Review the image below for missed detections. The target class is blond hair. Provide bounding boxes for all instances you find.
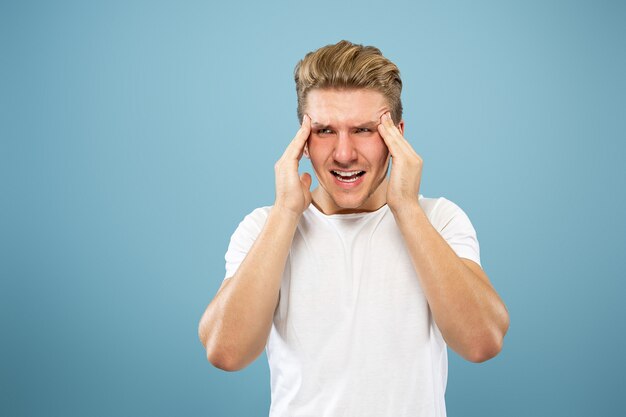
[294,40,403,124]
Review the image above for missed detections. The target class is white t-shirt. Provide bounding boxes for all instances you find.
[223,195,481,417]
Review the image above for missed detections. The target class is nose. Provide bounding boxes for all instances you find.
[332,131,358,166]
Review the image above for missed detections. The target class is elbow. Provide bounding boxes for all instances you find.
[206,349,243,372]
[465,317,509,363]
[199,326,248,372]
[467,303,510,363]
[199,329,243,372]
[465,337,503,363]
[198,317,236,372]
[207,339,264,371]
[465,323,508,363]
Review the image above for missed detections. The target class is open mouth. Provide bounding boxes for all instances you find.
[330,170,366,183]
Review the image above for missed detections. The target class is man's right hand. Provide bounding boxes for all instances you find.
[273,114,313,217]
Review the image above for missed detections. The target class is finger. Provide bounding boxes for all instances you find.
[381,112,408,142]
[378,112,416,156]
[284,114,311,160]
[378,113,404,156]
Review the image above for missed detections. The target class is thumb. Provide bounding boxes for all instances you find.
[300,172,312,190]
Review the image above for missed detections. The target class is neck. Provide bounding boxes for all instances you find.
[311,177,389,215]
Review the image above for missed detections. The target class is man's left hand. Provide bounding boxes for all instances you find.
[377,112,423,213]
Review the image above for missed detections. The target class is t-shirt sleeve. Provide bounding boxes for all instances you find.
[223,207,271,281]
[432,198,482,267]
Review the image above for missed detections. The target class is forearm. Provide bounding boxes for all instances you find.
[392,202,509,362]
[199,206,300,370]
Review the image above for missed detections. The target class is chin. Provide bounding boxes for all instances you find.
[314,168,385,213]
[329,191,369,209]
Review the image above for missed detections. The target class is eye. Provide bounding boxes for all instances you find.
[317,128,333,135]
[355,128,372,133]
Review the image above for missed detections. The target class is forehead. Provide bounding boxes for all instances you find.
[305,88,389,125]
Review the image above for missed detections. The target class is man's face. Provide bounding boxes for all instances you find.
[303,88,404,214]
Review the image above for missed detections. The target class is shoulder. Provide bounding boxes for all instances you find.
[233,206,272,230]
[418,195,473,232]
[243,205,273,224]
[418,194,463,217]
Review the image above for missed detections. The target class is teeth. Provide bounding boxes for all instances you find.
[332,170,364,183]
[336,176,360,183]
[332,170,363,177]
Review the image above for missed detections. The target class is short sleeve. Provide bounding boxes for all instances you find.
[431,198,481,267]
[223,206,271,281]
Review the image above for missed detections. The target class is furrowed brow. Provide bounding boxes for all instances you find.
[356,121,379,129]
[311,121,379,129]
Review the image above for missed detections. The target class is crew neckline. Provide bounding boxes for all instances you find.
[309,201,389,219]
[308,194,424,219]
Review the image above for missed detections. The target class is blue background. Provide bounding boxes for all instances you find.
[2,0,625,416]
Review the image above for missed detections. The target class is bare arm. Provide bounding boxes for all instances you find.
[198,207,301,371]
[393,203,509,363]
[198,115,313,371]
[377,112,509,362]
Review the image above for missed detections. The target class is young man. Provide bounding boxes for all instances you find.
[199,40,509,416]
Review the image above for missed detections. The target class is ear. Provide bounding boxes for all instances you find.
[397,120,405,135]
[304,143,310,158]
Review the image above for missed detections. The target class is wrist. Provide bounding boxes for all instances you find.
[271,203,304,222]
[389,198,424,222]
